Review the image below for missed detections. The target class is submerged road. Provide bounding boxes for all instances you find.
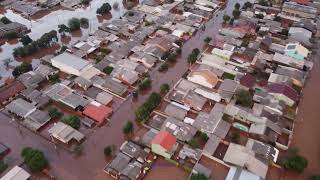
[0,0,241,179]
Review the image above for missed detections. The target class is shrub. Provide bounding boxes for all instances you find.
[100,48,111,54]
[12,62,33,78]
[0,16,12,24]
[4,31,18,39]
[20,35,33,46]
[80,18,89,27]
[0,160,8,174]
[223,14,230,24]
[190,173,208,180]
[243,1,253,10]
[61,116,80,129]
[167,52,177,62]
[48,74,60,84]
[174,40,183,47]
[199,132,209,141]
[176,48,182,55]
[232,9,241,19]
[230,132,240,143]
[204,37,212,44]
[103,66,114,75]
[283,149,308,173]
[234,3,240,10]
[21,147,48,172]
[68,18,81,31]
[160,84,170,94]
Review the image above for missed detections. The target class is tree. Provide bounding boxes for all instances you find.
[0,160,8,174]
[174,39,183,47]
[138,78,152,91]
[135,92,161,122]
[4,31,18,39]
[236,89,253,107]
[12,62,33,78]
[204,37,212,44]
[274,16,281,22]
[72,144,83,155]
[20,35,33,46]
[61,116,80,129]
[234,3,240,10]
[309,176,320,180]
[96,3,112,15]
[232,9,241,19]
[158,63,168,72]
[48,107,63,119]
[167,52,177,62]
[243,1,253,10]
[58,24,70,35]
[230,132,240,143]
[21,147,48,172]
[81,0,90,5]
[283,152,308,173]
[190,173,208,180]
[160,84,170,94]
[123,121,134,134]
[199,132,209,141]
[103,66,114,75]
[258,0,269,6]
[223,14,230,24]
[176,48,182,55]
[0,16,12,24]
[188,139,200,149]
[68,18,81,31]
[48,74,60,84]
[192,48,200,56]
[256,13,264,19]
[104,146,112,156]
[80,18,89,28]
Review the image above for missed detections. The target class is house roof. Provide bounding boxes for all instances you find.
[5,98,36,118]
[1,166,30,180]
[151,131,176,151]
[240,74,256,89]
[48,122,84,143]
[188,70,219,88]
[0,81,25,104]
[51,52,91,71]
[268,83,299,102]
[83,101,112,124]
[161,116,197,142]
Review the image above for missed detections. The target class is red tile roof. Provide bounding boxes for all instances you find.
[83,101,112,125]
[291,0,310,5]
[0,81,25,104]
[151,131,176,151]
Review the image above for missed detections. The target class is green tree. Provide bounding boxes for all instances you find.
[72,144,83,156]
[123,121,134,134]
[48,107,63,119]
[243,1,253,9]
[12,62,33,78]
[158,63,168,72]
[234,3,240,10]
[223,14,230,24]
[199,132,209,141]
[135,92,161,122]
[160,84,170,94]
[61,116,80,129]
[174,39,183,47]
[48,74,60,84]
[20,35,33,46]
[68,18,81,31]
[204,37,212,44]
[236,89,253,107]
[80,18,89,28]
[0,16,12,24]
[104,145,113,156]
[188,53,198,64]
[188,139,200,149]
[58,24,70,35]
[81,0,90,5]
[167,52,177,62]
[232,9,241,19]
[96,3,112,15]
[4,31,18,39]
[190,173,208,180]
[103,66,114,75]
[309,175,320,180]
[21,147,48,172]
[0,160,8,174]
[230,132,240,143]
[138,78,152,91]
[283,148,308,173]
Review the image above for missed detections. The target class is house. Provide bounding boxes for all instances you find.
[161,116,197,142]
[164,103,189,120]
[51,52,94,77]
[272,53,305,70]
[211,48,233,61]
[191,163,212,179]
[0,166,30,180]
[240,74,256,90]
[120,141,148,163]
[284,43,309,60]
[17,71,45,89]
[0,81,25,106]
[218,79,238,102]
[96,92,113,105]
[129,51,158,68]
[104,152,131,179]
[151,131,177,159]
[246,138,279,164]
[183,90,207,111]
[187,70,219,89]
[249,118,282,143]
[0,22,28,38]
[223,143,269,179]
[119,161,143,180]
[281,2,317,20]
[288,27,312,46]
[34,64,57,79]
[74,76,92,90]
[178,145,202,161]
[48,122,84,144]
[92,76,128,97]
[83,101,112,125]
[276,65,305,87]
[59,93,90,110]
[22,109,51,131]
[193,103,230,138]
[110,66,139,85]
[226,166,262,180]
[5,98,37,118]
[268,73,292,86]
[268,83,299,107]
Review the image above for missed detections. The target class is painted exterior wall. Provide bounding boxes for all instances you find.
[151,144,171,159]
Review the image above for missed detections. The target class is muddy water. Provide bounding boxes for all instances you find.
[0,0,243,180]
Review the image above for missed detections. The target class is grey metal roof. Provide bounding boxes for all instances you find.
[5,98,36,118]
[106,152,131,174]
[51,52,90,71]
[120,141,148,163]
